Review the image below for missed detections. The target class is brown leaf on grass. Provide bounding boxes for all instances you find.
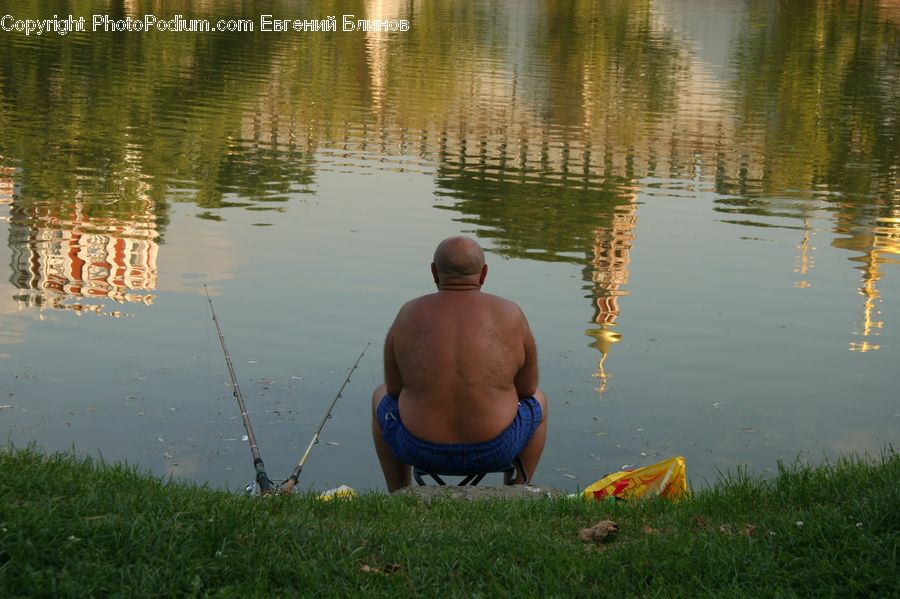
[642,525,659,535]
[695,516,707,529]
[360,563,401,575]
[578,520,619,543]
[717,523,760,537]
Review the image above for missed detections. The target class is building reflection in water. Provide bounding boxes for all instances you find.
[585,190,637,395]
[7,194,158,317]
[0,163,26,353]
[0,165,13,210]
[0,0,894,357]
[834,208,900,353]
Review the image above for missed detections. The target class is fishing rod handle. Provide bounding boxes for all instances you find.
[279,466,303,494]
[255,460,274,495]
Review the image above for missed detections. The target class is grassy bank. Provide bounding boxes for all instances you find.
[1,448,897,597]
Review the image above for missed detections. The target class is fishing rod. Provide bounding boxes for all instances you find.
[280,342,371,494]
[204,285,274,495]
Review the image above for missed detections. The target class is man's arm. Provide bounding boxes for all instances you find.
[384,327,403,397]
[513,312,538,398]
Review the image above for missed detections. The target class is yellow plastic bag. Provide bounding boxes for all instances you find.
[584,456,687,501]
[318,485,356,501]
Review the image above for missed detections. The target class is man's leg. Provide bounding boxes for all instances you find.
[516,389,548,484]
[371,384,411,492]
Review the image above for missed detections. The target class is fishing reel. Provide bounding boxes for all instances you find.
[243,478,285,496]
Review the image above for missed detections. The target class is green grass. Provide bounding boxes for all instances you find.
[1,448,897,597]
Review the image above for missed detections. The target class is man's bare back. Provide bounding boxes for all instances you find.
[371,236,548,491]
[386,289,535,443]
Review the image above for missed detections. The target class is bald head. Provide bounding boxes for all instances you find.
[432,236,487,288]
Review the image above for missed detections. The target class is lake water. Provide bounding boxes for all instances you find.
[0,0,897,493]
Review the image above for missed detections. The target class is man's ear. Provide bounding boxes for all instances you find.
[479,264,488,286]
[431,263,440,286]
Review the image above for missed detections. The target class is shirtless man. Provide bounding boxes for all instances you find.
[371,236,548,491]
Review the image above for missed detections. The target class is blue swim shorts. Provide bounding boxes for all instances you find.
[377,393,543,474]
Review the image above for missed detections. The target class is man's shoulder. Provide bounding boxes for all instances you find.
[394,293,440,318]
[480,292,524,313]
[401,293,440,309]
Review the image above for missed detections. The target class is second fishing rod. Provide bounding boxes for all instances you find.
[280,342,370,494]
